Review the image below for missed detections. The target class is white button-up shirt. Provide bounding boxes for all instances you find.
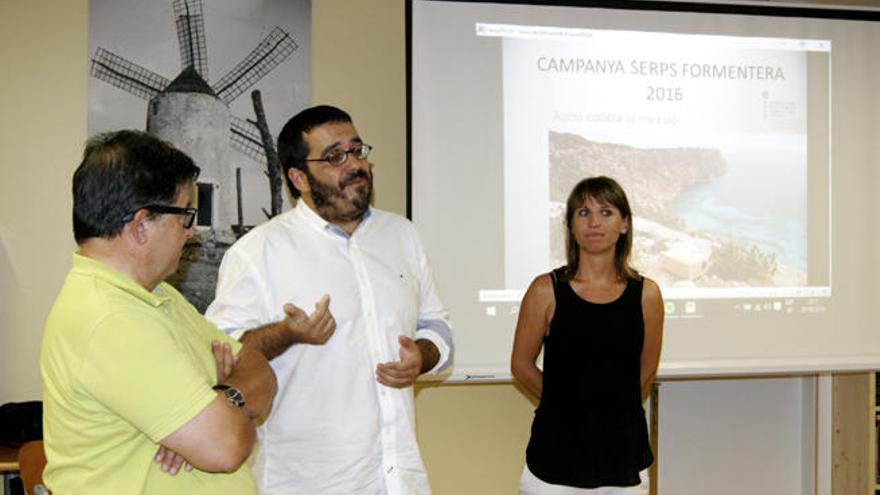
[206,202,452,495]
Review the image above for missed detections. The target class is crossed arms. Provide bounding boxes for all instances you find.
[157,341,276,474]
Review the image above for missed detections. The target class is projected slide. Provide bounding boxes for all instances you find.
[410,0,880,379]
[481,24,831,300]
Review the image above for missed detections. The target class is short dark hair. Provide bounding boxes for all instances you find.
[72,130,200,243]
[277,105,352,198]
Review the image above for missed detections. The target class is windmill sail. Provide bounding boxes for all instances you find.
[230,115,267,163]
[90,48,170,101]
[173,0,209,80]
[213,27,298,104]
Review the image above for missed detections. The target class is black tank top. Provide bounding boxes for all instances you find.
[525,267,653,488]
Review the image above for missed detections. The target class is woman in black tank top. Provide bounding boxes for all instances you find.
[511,176,665,494]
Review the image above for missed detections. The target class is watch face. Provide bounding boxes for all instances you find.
[226,387,245,408]
[215,384,245,408]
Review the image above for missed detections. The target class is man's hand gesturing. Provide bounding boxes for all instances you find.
[282,294,336,345]
[240,295,337,361]
[376,336,423,388]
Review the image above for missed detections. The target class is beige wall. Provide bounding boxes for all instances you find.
[0,1,85,401]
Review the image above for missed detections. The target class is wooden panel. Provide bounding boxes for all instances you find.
[868,373,880,495]
[831,372,872,495]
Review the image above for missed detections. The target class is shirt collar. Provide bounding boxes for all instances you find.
[70,252,172,307]
[293,200,373,239]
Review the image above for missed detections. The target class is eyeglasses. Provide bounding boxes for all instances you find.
[122,204,198,229]
[305,144,372,167]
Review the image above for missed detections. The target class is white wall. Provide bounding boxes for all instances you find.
[659,377,814,495]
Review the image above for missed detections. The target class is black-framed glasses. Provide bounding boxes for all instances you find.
[305,144,372,167]
[122,204,198,229]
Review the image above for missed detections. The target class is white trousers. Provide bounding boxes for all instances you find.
[519,464,647,495]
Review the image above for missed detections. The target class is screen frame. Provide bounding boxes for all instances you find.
[405,0,880,381]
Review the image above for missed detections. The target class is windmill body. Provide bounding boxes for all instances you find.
[147,67,237,243]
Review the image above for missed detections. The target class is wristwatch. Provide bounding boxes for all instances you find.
[212,384,246,408]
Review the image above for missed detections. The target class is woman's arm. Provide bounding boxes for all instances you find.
[511,274,555,399]
[640,277,665,401]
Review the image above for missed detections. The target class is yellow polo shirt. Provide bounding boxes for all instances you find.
[41,253,256,494]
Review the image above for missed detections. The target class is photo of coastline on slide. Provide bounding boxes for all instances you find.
[546,130,806,291]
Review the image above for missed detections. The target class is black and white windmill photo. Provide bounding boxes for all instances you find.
[88,0,310,311]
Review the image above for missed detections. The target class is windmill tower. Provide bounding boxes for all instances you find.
[90,0,297,243]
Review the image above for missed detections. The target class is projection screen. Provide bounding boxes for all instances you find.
[408,0,880,381]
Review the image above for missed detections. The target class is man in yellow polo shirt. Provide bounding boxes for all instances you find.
[40,130,277,494]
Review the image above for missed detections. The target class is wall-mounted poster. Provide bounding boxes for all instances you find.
[88,0,310,311]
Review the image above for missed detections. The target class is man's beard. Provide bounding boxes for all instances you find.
[306,168,373,224]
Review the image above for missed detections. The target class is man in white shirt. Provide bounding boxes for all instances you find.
[205,105,453,495]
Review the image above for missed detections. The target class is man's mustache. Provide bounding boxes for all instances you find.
[340,169,370,188]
